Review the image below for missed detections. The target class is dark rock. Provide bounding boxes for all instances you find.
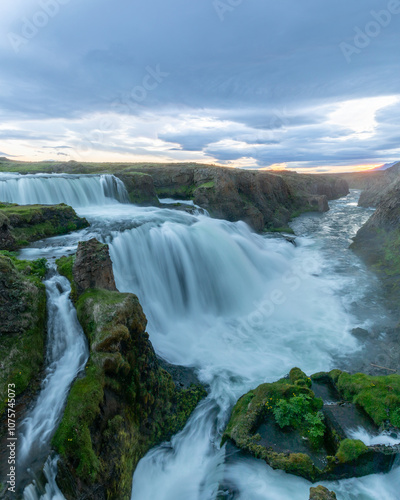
[0,203,88,251]
[73,238,117,296]
[309,485,337,500]
[222,368,399,483]
[115,172,159,206]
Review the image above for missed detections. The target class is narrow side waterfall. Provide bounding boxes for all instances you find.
[18,272,88,495]
[0,173,128,207]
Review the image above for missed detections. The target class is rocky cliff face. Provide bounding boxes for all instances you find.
[0,254,46,419]
[122,165,349,232]
[0,161,350,232]
[115,172,159,206]
[54,240,206,500]
[351,181,400,305]
[0,203,88,251]
[339,162,400,207]
[73,238,117,296]
[222,368,399,483]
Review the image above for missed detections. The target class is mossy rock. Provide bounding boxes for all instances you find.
[0,203,89,251]
[223,368,399,483]
[314,369,400,428]
[0,253,47,418]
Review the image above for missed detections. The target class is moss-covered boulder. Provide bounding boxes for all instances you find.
[0,252,47,418]
[309,485,337,500]
[53,241,206,499]
[0,203,88,250]
[223,368,399,482]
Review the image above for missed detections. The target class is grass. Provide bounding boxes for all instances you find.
[335,439,368,463]
[331,370,400,427]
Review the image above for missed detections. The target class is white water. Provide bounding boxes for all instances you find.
[0,172,128,207]
[18,273,88,488]
[348,427,400,447]
[23,457,65,500]
[0,175,398,499]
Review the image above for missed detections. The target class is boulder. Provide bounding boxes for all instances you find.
[309,485,337,500]
[222,368,399,483]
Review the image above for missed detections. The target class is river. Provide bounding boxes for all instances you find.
[0,173,398,499]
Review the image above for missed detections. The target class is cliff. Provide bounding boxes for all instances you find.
[0,253,46,419]
[0,161,350,232]
[0,203,88,251]
[53,240,206,499]
[351,181,400,304]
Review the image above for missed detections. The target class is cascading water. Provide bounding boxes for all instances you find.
[0,172,128,207]
[18,272,88,496]
[0,174,398,500]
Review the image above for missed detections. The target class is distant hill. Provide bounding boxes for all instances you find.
[372,161,399,171]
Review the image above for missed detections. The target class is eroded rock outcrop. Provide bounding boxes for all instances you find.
[351,180,400,306]
[309,485,337,500]
[54,240,206,499]
[0,161,350,232]
[73,238,117,296]
[222,368,399,483]
[115,172,159,206]
[0,203,88,251]
[0,254,46,418]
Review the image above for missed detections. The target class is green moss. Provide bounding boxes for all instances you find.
[196,181,215,189]
[53,282,206,497]
[0,203,89,250]
[52,361,104,480]
[0,254,47,417]
[222,368,324,455]
[330,370,400,427]
[56,255,78,300]
[156,184,195,200]
[335,439,368,463]
[266,226,295,234]
[269,452,316,480]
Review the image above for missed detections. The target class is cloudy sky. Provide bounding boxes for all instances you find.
[0,0,399,172]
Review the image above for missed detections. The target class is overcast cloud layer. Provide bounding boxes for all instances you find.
[0,0,399,171]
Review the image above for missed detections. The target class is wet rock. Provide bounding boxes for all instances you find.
[115,172,159,206]
[0,203,88,251]
[73,238,117,296]
[222,368,399,483]
[309,485,337,500]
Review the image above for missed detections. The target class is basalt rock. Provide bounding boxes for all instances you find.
[351,180,400,306]
[222,368,399,483]
[0,203,88,251]
[54,239,206,499]
[73,238,117,296]
[309,485,337,500]
[0,161,350,232]
[115,172,159,206]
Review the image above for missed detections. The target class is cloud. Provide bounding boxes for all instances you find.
[0,0,399,168]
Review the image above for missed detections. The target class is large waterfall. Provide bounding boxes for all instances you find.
[0,173,128,207]
[0,173,398,500]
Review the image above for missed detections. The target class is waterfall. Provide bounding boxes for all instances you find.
[3,181,398,500]
[18,272,88,495]
[0,173,128,207]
